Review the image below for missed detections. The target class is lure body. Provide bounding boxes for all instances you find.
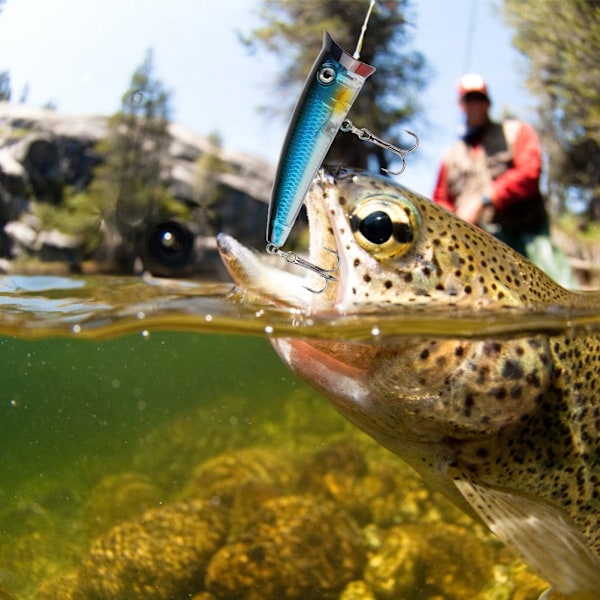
[266,32,375,249]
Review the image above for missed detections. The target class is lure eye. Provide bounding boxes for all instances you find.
[350,194,420,260]
[317,64,337,85]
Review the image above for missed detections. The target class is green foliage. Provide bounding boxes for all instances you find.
[0,70,11,101]
[104,49,173,222]
[558,212,600,242]
[504,0,600,219]
[194,133,234,221]
[78,49,187,233]
[51,48,189,255]
[32,187,103,251]
[242,0,428,171]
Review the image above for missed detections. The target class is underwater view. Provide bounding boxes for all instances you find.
[1,272,598,599]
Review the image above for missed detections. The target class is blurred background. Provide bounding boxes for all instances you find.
[0,0,598,285]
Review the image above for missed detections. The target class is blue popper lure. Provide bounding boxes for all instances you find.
[266,32,375,251]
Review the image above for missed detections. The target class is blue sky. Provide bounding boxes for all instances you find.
[0,0,534,195]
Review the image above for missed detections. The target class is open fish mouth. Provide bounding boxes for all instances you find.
[217,170,344,313]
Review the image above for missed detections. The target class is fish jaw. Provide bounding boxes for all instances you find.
[217,175,345,313]
[216,233,315,308]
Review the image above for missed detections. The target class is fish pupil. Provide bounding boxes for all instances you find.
[355,210,393,244]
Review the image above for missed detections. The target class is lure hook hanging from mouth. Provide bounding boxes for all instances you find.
[341,118,419,176]
[266,244,339,294]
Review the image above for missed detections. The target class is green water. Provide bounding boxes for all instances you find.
[0,330,309,597]
[0,333,288,488]
[1,274,590,599]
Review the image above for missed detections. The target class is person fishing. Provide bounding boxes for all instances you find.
[432,73,577,288]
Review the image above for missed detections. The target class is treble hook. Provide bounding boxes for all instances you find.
[341,118,419,176]
[266,243,339,294]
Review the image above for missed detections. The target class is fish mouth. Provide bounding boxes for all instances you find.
[217,170,344,312]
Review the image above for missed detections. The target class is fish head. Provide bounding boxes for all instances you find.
[230,167,565,313]
[218,167,555,445]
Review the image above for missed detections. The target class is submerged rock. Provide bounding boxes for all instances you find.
[364,522,498,599]
[84,471,165,535]
[184,446,298,507]
[28,423,547,600]
[34,572,81,600]
[299,440,466,530]
[205,495,366,600]
[78,499,227,600]
[339,580,377,600]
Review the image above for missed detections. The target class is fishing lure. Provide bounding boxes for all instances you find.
[266,31,376,255]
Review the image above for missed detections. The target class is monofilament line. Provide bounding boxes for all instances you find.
[353,0,376,59]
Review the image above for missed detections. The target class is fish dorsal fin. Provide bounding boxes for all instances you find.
[452,471,600,597]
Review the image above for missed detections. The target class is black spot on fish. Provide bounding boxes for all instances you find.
[490,387,507,401]
[526,372,541,388]
[502,359,524,380]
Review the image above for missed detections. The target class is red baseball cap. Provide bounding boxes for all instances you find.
[458,73,490,100]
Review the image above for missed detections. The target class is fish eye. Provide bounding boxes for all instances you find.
[317,64,337,85]
[350,194,420,259]
[352,210,393,244]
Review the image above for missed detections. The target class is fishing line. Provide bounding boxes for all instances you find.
[353,0,376,59]
[462,0,478,73]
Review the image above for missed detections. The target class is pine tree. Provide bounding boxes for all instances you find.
[0,71,11,101]
[100,49,174,230]
[504,0,600,220]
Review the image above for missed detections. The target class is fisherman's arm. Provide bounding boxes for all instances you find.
[488,122,542,209]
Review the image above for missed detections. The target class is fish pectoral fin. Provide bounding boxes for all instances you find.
[452,471,600,596]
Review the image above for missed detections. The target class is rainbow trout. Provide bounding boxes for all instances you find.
[217,168,600,598]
